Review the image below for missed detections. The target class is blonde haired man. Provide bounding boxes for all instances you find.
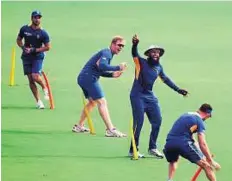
[72,36,127,137]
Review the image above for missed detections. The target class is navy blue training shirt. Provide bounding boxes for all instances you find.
[18,25,50,59]
[166,112,206,142]
[78,48,120,82]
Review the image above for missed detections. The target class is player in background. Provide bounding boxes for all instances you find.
[16,10,51,109]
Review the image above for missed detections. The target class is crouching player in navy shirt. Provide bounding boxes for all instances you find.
[163,103,221,181]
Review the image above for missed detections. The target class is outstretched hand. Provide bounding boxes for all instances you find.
[132,34,139,45]
[113,71,123,78]
[119,62,127,72]
[178,89,188,97]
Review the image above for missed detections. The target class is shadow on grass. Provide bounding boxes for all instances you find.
[1,130,105,137]
[2,130,74,135]
[1,154,129,160]
[2,105,35,110]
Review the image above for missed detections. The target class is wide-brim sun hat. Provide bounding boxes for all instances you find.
[144,45,165,57]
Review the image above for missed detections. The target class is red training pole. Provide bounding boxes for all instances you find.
[191,167,202,181]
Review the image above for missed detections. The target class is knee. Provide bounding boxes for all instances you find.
[28,77,35,85]
[89,99,97,107]
[96,98,107,107]
[151,118,162,128]
[31,73,40,81]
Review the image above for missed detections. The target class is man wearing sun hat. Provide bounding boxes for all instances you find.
[163,103,221,181]
[128,34,188,158]
[16,10,51,109]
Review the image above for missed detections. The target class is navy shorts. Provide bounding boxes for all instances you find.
[22,58,43,75]
[163,141,204,163]
[78,78,104,100]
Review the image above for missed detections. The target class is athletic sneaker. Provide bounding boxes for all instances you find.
[105,128,127,137]
[128,152,145,158]
[43,88,49,100]
[72,125,90,133]
[36,100,45,109]
[148,149,164,159]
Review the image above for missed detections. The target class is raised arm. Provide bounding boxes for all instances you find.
[132,34,142,79]
[132,34,140,58]
[159,67,188,96]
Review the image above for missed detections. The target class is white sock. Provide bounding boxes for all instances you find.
[37,99,42,104]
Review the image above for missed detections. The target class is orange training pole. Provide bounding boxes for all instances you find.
[42,71,55,109]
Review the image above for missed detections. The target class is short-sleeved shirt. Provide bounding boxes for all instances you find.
[166,112,206,143]
[18,25,50,61]
[78,48,120,84]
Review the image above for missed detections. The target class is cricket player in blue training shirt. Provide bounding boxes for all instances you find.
[163,103,221,181]
[16,10,50,109]
[128,35,188,158]
[72,36,127,137]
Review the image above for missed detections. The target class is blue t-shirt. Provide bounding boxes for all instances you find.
[166,112,206,142]
[130,45,179,97]
[18,25,50,60]
[78,48,120,83]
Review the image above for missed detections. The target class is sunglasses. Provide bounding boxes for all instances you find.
[116,44,124,48]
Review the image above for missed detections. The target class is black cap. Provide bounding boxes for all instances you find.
[199,103,213,116]
[31,10,42,17]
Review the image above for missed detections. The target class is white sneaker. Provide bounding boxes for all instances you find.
[72,125,90,133]
[43,88,49,100]
[105,128,127,137]
[36,100,45,109]
[128,152,145,158]
[148,149,164,159]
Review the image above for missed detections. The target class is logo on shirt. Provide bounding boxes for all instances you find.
[151,67,159,74]
[37,34,40,39]
[24,32,32,36]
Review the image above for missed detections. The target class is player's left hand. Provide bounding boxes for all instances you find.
[119,62,127,72]
[24,47,36,54]
[113,71,123,78]
[178,89,188,96]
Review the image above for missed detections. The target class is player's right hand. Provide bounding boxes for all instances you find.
[119,62,127,71]
[24,47,36,54]
[211,160,221,171]
[132,34,139,45]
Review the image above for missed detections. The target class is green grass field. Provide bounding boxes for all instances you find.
[2,2,232,181]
